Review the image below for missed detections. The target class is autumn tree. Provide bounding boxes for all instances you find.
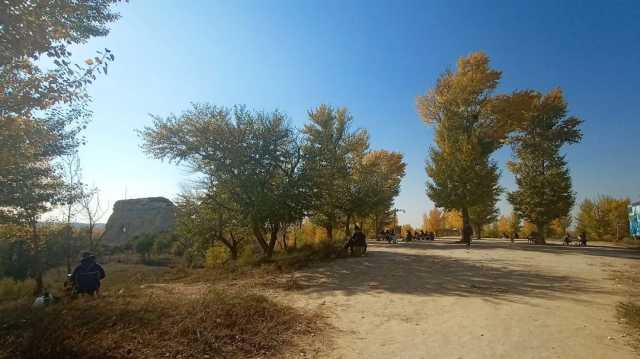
[444,210,463,232]
[549,216,572,238]
[423,208,445,235]
[140,104,309,259]
[356,150,406,234]
[507,89,582,244]
[417,52,510,245]
[576,196,630,241]
[302,105,369,241]
[509,212,522,237]
[496,215,511,236]
[0,1,121,293]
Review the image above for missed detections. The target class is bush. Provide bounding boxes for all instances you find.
[205,246,228,268]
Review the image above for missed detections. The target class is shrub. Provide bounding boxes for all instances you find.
[205,246,228,268]
[0,278,34,302]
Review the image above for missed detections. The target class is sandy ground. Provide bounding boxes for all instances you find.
[281,239,640,359]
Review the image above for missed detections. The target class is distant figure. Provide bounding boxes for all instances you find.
[71,252,106,295]
[563,233,571,246]
[463,225,473,247]
[528,232,537,244]
[579,232,587,247]
[510,232,515,244]
[430,231,435,241]
[345,226,367,256]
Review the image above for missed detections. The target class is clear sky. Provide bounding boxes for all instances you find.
[65,0,640,227]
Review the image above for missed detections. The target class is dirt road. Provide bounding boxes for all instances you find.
[285,239,640,359]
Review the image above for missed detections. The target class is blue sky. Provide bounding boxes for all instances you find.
[66,0,640,226]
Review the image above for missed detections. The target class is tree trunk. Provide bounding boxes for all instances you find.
[266,224,279,259]
[281,230,289,252]
[344,215,352,239]
[536,223,546,244]
[462,207,472,246]
[253,226,269,254]
[31,221,44,295]
[474,224,482,240]
[325,223,333,243]
[229,243,238,260]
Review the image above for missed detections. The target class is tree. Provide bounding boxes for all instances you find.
[509,212,522,236]
[79,187,108,251]
[497,215,511,236]
[0,0,121,294]
[576,196,630,241]
[1,0,118,118]
[134,234,155,262]
[61,151,85,273]
[417,52,506,245]
[549,216,572,238]
[469,189,500,240]
[507,88,582,244]
[423,208,445,235]
[356,150,406,235]
[140,104,309,259]
[444,210,463,232]
[302,105,369,241]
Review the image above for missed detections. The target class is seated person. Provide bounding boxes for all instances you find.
[71,252,106,295]
[579,232,587,246]
[345,226,367,255]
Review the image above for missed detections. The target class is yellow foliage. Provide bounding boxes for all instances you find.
[497,215,510,235]
[423,208,445,233]
[521,220,537,237]
[444,210,463,230]
[205,246,228,268]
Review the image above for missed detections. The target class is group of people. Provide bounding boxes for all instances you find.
[564,232,588,246]
[376,229,436,243]
[404,230,436,241]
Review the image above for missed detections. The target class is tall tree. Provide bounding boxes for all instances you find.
[417,52,505,245]
[302,105,369,241]
[0,0,121,293]
[423,207,445,235]
[507,88,582,244]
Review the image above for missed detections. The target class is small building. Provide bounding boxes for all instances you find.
[102,197,176,246]
[629,200,640,239]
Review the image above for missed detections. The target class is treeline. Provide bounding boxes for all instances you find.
[139,104,406,263]
[422,195,632,241]
[418,52,583,244]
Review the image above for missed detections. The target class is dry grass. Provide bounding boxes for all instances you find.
[0,263,323,359]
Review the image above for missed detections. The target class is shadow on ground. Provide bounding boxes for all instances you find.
[392,239,640,260]
[291,244,607,302]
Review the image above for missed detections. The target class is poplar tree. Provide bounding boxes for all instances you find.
[417,52,504,244]
[507,88,582,244]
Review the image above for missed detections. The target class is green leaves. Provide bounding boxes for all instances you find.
[507,89,582,242]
